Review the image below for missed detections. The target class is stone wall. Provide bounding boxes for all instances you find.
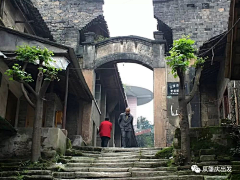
[32,0,104,49]
[0,128,67,158]
[200,83,219,126]
[153,0,231,48]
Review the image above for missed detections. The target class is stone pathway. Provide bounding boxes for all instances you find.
[0,147,232,179]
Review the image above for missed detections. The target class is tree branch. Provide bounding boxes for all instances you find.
[22,62,28,71]
[35,61,44,94]
[186,67,202,103]
[40,80,51,97]
[22,82,37,97]
[21,83,36,108]
[177,68,185,102]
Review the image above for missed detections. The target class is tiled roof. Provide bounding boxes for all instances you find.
[13,0,53,40]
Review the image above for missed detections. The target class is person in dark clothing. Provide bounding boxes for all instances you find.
[98,117,112,147]
[118,107,134,148]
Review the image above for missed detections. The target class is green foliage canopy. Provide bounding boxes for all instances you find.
[5,45,62,82]
[166,36,205,78]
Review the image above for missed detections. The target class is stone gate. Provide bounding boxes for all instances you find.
[82,31,167,147]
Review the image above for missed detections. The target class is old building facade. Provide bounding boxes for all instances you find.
[153,0,239,146]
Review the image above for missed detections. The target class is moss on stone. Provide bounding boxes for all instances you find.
[65,149,83,156]
[167,158,175,167]
[230,173,240,180]
[216,155,232,162]
[155,146,173,159]
[66,138,72,150]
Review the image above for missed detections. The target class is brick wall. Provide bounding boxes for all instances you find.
[32,0,104,49]
[153,0,231,48]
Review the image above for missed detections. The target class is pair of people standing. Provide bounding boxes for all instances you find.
[98,107,134,148]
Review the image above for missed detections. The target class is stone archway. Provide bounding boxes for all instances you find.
[82,31,167,147]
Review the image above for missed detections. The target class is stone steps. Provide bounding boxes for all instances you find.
[0,175,53,180]
[0,147,234,179]
[53,172,132,178]
[52,175,229,180]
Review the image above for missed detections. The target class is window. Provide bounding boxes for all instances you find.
[187,4,195,8]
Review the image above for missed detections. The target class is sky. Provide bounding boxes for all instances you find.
[103,0,157,124]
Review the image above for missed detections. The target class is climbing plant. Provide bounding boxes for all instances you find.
[5,45,61,162]
[166,36,205,165]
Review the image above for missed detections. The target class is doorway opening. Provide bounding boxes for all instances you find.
[117,62,154,148]
[5,90,18,126]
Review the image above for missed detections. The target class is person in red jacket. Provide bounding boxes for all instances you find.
[98,117,112,147]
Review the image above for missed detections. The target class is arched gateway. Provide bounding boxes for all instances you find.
[82,31,167,147]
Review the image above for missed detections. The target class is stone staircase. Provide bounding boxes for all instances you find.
[0,147,234,179]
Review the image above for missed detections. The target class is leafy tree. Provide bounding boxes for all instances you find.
[136,132,154,148]
[137,116,153,130]
[5,45,61,162]
[136,116,154,147]
[166,36,205,165]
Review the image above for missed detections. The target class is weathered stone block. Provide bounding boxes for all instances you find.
[72,135,84,148]
[41,149,57,159]
[199,149,215,155]
[200,155,215,162]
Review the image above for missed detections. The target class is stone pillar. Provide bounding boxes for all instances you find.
[154,68,167,147]
[83,32,96,70]
[153,31,167,147]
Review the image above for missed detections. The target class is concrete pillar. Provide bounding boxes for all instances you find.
[152,31,167,148]
[81,32,97,145]
[154,68,167,147]
[81,101,93,144]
